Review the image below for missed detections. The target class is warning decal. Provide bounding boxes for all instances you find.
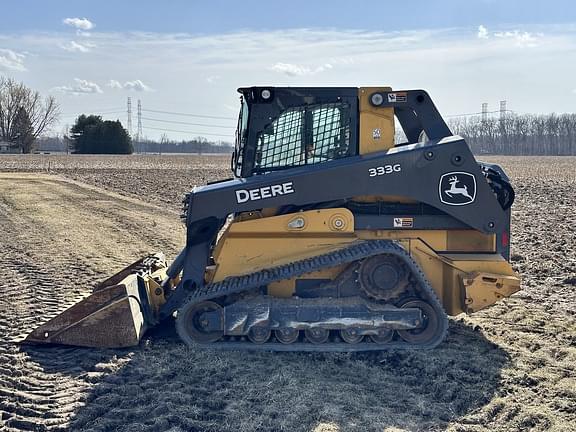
[387,92,407,103]
[393,217,414,228]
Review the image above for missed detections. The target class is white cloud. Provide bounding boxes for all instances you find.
[477,25,541,47]
[494,30,541,47]
[270,63,309,76]
[107,79,153,92]
[60,41,92,53]
[269,62,333,77]
[124,79,152,92]
[53,78,102,95]
[62,18,94,31]
[477,25,489,39]
[107,79,123,89]
[0,48,26,71]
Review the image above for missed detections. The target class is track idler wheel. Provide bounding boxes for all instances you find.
[176,300,224,344]
[248,327,271,344]
[305,328,329,344]
[339,328,364,344]
[396,299,440,345]
[275,328,299,344]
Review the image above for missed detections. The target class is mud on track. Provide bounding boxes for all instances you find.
[0,158,575,432]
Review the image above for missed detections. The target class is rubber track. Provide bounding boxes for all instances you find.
[177,240,449,351]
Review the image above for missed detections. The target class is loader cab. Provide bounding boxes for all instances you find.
[232,87,360,178]
[232,86,454,178]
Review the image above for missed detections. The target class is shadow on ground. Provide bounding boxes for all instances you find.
[25,320,510,432]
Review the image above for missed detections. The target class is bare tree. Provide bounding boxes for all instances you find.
[0,77,60,153]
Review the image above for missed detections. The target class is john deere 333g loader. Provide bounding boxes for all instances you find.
[26,87,521,351]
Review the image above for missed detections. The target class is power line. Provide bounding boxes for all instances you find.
[445,109,515,118]
[141,108,235,121]
[142,125,233,138]
[141,116,235,129]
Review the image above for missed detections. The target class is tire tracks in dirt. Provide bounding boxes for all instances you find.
[0,173,183,431]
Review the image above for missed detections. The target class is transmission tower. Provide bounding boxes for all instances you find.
[499,100,507,121]
[137,99,143,140]
[127,97,132,136]
[481,103,488,122]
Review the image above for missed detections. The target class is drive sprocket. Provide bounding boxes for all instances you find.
[358,255,409,301]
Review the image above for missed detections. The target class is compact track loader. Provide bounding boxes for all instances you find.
[26,87,521,351]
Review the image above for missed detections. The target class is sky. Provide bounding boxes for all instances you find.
[1,0,576,141]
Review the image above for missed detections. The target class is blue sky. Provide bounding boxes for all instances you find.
[1,1,576,141]
[3,1,575,33]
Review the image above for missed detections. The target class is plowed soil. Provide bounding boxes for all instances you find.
[0,155,574,432]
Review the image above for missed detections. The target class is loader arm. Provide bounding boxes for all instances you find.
[186,137,505,231]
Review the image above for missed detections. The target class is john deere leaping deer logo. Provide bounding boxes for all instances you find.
[445,176,473,199]
[439,172,476,206]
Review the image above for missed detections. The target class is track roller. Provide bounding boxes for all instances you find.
[305,328,329,344]
[370,328,394,344]
[248,327,271,344]
[275,328,299,344]
[339,328,364,344]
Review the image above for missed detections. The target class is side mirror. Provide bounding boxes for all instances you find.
[230,150,236,171]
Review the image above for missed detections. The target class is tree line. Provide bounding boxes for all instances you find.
[448,113,576,155]
[35,135,233,154]
[133,138,232,154]
[67,115,233,154]
[4,75,576,156]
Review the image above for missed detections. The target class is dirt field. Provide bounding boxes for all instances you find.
[0,155,574,432]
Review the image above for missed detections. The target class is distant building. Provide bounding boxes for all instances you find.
[0,141,21,154]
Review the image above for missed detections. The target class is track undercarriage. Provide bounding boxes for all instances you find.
[175,240,449,351]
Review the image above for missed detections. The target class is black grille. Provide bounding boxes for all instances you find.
[254,102,351,172]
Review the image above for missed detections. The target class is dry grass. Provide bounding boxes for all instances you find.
[0,154,575,432]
